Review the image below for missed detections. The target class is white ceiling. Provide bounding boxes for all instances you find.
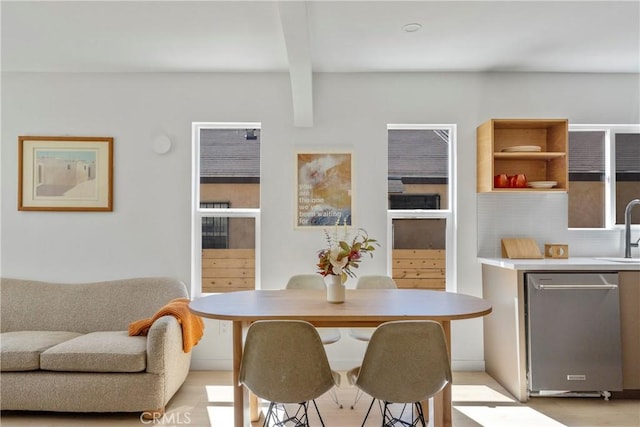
[2,1,638,125]
[3,0,639,74]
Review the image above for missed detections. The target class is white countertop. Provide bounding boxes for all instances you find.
[478,256,640,271]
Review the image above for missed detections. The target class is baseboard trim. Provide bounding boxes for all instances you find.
[612,389,640,399]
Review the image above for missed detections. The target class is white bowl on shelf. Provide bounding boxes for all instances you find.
[527,181,557,189]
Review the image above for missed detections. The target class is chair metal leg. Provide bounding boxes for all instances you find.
[262,401,316,427]
[380,401,426,427]
[360,397,377,427]
[350,388,365,409]
[413,402,427,427]
[262,401,276,427]
[312,399,326,427]
[328,386,343,408]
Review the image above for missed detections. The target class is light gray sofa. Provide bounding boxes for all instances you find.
[0,277,193,415]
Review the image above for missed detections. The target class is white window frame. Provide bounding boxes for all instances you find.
[569,124,640,230]
[191,122,261,298]
[386,124,457,292]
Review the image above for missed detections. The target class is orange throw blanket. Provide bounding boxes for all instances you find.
[129,298,204,352]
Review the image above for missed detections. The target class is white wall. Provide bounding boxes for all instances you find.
[477,193,637,258]
[2,71,638,370]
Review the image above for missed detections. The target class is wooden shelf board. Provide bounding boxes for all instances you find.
[492,119,569,129]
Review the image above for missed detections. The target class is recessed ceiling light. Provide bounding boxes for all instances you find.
[402,23,422,33]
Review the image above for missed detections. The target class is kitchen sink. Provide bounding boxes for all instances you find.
[595,257,640,264]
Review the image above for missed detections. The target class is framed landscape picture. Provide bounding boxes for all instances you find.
[18,136,113,211]
[296,151,352,228]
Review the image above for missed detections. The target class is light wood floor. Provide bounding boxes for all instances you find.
[1,371,639,426]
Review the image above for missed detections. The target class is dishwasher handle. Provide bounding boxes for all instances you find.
[537,284,618,290]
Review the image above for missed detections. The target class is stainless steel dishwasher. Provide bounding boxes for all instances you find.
[526,272,623,399]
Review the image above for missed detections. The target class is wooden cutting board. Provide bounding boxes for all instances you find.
[501,238,543,259]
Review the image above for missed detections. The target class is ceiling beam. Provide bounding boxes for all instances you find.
[277,1,313,127]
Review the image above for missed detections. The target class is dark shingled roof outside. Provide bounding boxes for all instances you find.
[199,128,638,180]
[569,131,640,173]
[200,128,450,180]
[200,128,260,178]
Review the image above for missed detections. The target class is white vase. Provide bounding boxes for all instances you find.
[326,274,346,303]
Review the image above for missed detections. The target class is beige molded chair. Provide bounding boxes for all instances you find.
[286,275,342,345]
[286,275,343,408]
[349,275,398,341]
[239,320,340,427]
[346,320,452,427]
[348,275,397,409]
[349,275,397,342]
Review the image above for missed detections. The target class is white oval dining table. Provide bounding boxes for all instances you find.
[189,288,492,427]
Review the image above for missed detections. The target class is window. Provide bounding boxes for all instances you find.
[568,125,640,228]
[201,202,230,249]
[192,123,261,296]
[387,125,456,292]
[615,132,640,225]
[388,127,449,209]
[568,130,606,228]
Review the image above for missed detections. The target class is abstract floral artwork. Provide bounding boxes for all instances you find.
[296,152,352,227]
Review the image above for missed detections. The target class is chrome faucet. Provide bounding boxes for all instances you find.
[624,198,640,258]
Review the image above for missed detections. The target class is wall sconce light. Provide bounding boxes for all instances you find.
[153,134,172,154]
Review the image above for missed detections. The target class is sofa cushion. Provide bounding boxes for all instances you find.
[1,278,189,333]
[0,331,83,371]
[40,331,147,373]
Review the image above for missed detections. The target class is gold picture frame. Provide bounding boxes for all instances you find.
[18,136,114,211]
[295,151,352,228]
